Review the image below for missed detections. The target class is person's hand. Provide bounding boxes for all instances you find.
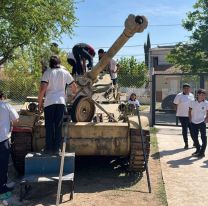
[38,102,43,113]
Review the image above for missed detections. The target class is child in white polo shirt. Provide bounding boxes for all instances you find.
[189,89,208,158]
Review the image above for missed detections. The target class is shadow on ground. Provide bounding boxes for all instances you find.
[166,156,200,168]
[201,160,208,168]
[151,148,186,160]
[16,156,143,206]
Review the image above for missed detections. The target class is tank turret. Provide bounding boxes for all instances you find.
[70,14,148,122]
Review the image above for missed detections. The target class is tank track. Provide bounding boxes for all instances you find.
[11,130,33,175]
[129,128,150,172]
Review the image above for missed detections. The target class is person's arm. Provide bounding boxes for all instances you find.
[205,110,208,123]
[38,82,48,112]
[70,82,77,95]
[173,104,177,111]
[173,94,179,111]
[7,104,19,127]
[188,107,192,122]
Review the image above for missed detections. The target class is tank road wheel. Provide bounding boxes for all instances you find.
[129,128,150,172]
[71,96,95,122]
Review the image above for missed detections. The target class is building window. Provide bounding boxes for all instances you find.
[153,57,158,67]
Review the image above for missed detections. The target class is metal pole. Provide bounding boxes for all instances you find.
[136,106,151,193]
[56,125,68,206]
[151,74,156,126]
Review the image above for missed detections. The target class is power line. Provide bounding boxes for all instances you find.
[60,41,187,50]
[76,24,181,28]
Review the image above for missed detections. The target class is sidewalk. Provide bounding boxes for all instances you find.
[156,126,208,206]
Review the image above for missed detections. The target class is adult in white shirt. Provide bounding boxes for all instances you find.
[189,89,208,158]
[0,91,19,197]
[173,83,195,149]
[38,55,77,154]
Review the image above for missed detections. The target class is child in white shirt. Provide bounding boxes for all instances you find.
[128,93,140,108]
[189,88,208,158]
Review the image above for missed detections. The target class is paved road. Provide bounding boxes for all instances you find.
[156,126,208,206]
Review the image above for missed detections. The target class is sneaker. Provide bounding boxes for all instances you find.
[192,150,200,156]
[184,144,188,149]
[0,192,12,200]
[6,182,15,190]
[53,149,61,156]
[41,148,53,155]
[197,153,205,158]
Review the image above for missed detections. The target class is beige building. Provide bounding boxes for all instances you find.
[149,46,182,102]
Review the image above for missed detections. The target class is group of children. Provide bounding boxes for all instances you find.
[174,84,208,158]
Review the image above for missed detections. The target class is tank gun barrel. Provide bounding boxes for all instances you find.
[87,14,148,81]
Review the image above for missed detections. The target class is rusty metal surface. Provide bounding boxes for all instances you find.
[34,122,130,156]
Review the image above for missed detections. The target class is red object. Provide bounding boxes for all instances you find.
[12,127,33,133]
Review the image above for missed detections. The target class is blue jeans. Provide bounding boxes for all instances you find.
[191,122,207,154]
[178,117,194,144]
[44,104,65,152]
[0,139,10,194]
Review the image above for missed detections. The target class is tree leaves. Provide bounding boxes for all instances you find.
[0,0,76,64]
[167,0,208,72]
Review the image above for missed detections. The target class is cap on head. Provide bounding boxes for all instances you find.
[183,83,191,88]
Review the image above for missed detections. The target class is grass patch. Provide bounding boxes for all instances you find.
[150,127,168,206]
[157,176,168,206]
[150,127,159,153]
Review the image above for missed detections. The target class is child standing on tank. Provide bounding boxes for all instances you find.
[189,88,208,158]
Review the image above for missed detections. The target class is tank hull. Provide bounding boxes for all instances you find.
[34,122,130,156]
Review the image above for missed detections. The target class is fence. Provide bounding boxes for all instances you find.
[151,73,208,126]
[0,71,150,105]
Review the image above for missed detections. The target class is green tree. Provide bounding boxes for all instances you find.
[0,0,76,64]
[167,0,208,73]
[118,57,148,87]
[1,44,72,102]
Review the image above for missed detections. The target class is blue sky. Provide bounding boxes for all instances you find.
[60,0,196,63]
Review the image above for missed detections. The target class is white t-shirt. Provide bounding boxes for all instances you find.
[128,99,140,107]
[189,100,208,124]
[109,59,118,79]
[0,101,19,142]
[41,66,74,107]
[173,92,194,117]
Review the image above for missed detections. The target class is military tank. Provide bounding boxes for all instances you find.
[11,14,150,174]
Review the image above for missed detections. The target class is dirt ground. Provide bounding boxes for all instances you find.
[2,131,167,206]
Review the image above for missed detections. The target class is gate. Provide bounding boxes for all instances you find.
[151,73,208,126]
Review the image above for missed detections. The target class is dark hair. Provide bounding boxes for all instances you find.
[98,49,105,54]
[49,55,61,68]
[197,88,206,95]
[51,42,59,47]
[129,93,136,100]
[0,90,4,98]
